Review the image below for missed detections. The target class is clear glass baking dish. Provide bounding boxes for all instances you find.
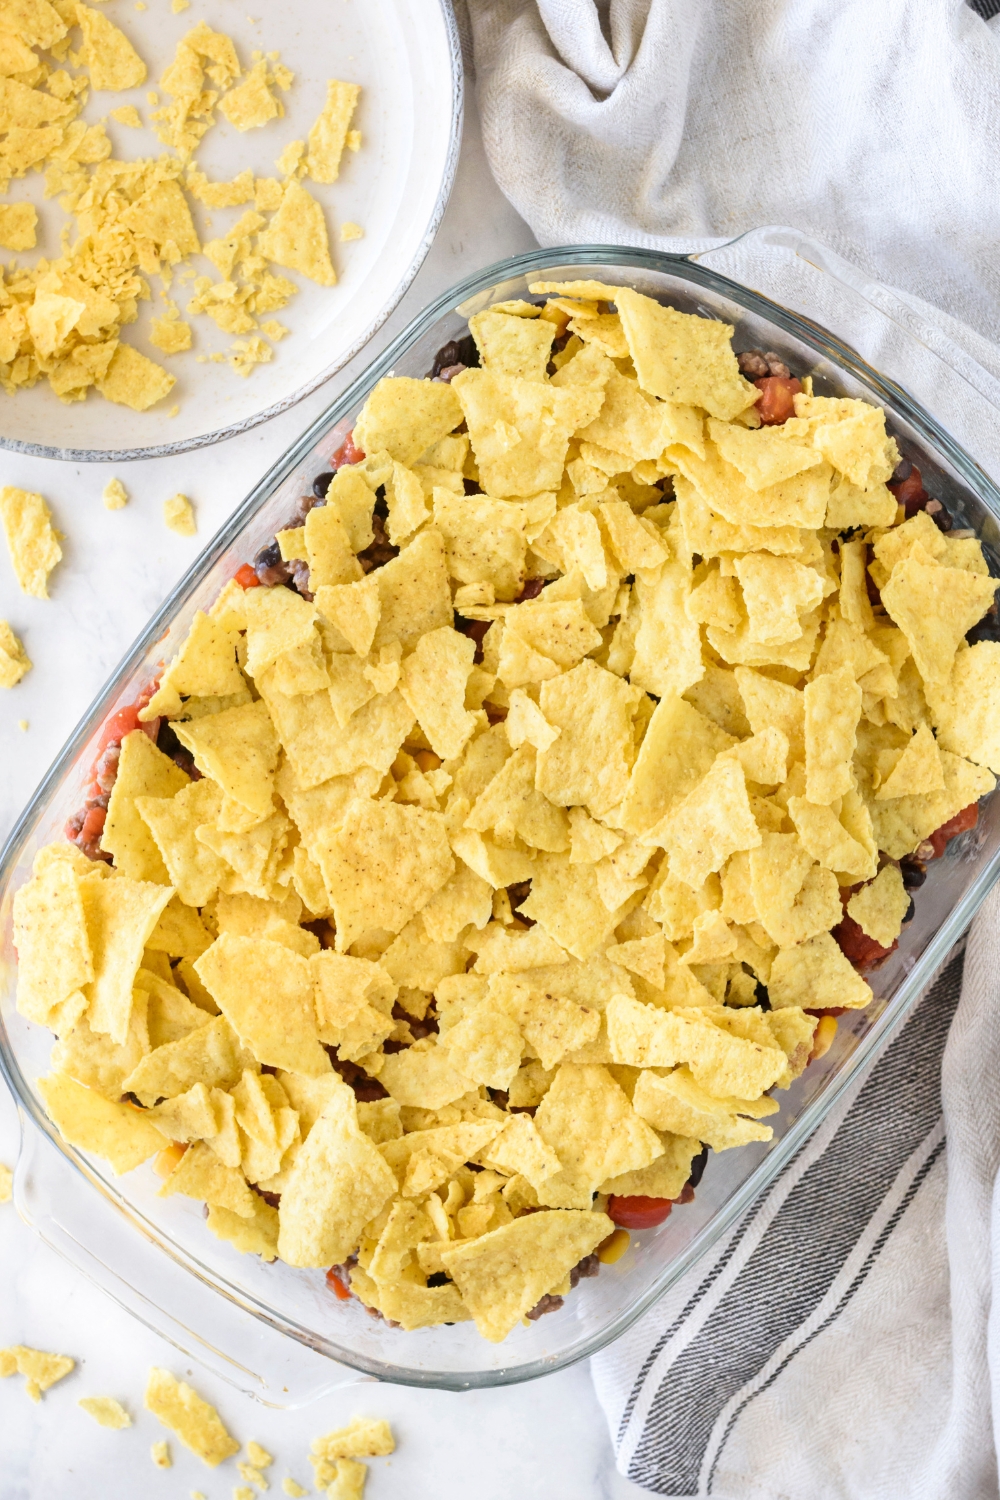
[2,245,999,1404]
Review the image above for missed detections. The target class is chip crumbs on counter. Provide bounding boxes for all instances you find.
[246,1441,273,1468]
[0,1345,75,1401]
[78,1395,132,1428]
[151,1440,171,1467]
[282,1482,307,1499]
[145,1367,239,1467]
[0,1162,11,1201]
[102,478,128,511]
[0,621,31,687]
[0,488,61,598]
[164,493,197,536]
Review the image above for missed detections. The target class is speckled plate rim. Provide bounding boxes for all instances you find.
[0,0,464,466]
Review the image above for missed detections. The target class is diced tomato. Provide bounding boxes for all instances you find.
[608,1195,674,1229]
[834,910,897,971]
[925,802,978,859]
[233,562,260,589]
[78,805,106,843]
[332,430,365,468]
[889,466,927,514]
[325,1268,351,1300]
[753,375,802,425]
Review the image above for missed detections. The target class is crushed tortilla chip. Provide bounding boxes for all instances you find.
[0,619,30,686]
[0,1345,74,1402]
[145,1368,239,1467]
[0,487,61,598]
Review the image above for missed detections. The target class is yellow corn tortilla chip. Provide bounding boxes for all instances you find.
[144,1368,239,1468]
[398,625,477,760]
[867,748,993,859]
[0,1345,74,1402]
[631,1067,773,1151]
[652,754,761,888]
[304,77,359,182]
[929,641,1000,772]
[136,778,227,908]
[0,487,61,599]
[258,180,336,286]
[493,976,600,1071]
[160,1138,256,1216]
[83,874,174,1044]
[353,377,462,467]
[312,950,395,1061]
[76,2,146,89]
[520,853,623,961]
[615,289,756,420]
[433,489,528,601]
[875,722,945,800]
[0,619,31,687]
[804,669,862,805]
[142,611,246,719]
[97,344,175,411]
[121,1008,249,1101]
[195,934,330,1075]
[38,1071,167,1173]
[13,858,94,1025]
[173,699,278,817]
[481,1111,563,1189]
[606,994,786,1098]
[768,931,873,1010]
[317,798,454,952]
[312,1417,394,1462]
[787,796,876,881]
[439,1208,612,1342]
[370,527,453,653]
[101,730,188,882]
[470,307,555,382]
[277,1085,397,1266]
[377,1039,474,1109]
[207,1195,280,1261]
[531,1062,662,1207]
[708,417,822,490]
[735,553,828,645]
[438,996,523,1089]
[847,865,910,948]
[535,658,640,817]
[882,555,997,685]
[218,58,281,130]
[452,367,603,498]
[0,202,36,250]
[600,1130,701,1197]
[79,1396,131,1428]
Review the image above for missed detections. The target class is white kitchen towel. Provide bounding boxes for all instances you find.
[459,4,1000,1495]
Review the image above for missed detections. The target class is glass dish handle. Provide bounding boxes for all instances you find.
[12,1116,371,1408]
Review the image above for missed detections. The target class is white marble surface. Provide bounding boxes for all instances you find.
[0,93,648,1500]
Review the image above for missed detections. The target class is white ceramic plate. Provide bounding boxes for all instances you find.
[0,0,462,460]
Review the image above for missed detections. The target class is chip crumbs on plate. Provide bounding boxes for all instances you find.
[0,1345,74,1401]
[0,3,363,408]
[164,493,197,536]
[16,285,1000,1345]
[78,1394,132,1428]
[0,621,31,687]
[145,1367,239,1467]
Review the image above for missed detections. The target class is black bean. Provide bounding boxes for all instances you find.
[514,578,545,603]
[902,897,916,925]
[900,859,926,889]
[891,457,913,484]
[313,471,334,499]
[254,540,293,587]
[688,1144,709,1189]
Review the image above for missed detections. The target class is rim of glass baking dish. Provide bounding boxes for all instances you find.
[0,0,464,465]
[4,243,1000,1390]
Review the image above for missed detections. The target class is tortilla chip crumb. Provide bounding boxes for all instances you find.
[247,1442,273,1468]
[164,493,196,536]
[151,1440,172,1468]
[98,345,176,413]
[103,478,129,510]
[0,621,31,687]
[282,1482,307,1499]
[145,1368,239,1467]
[0,488,62,598]
[17,719,28,730]
[151,316,193,355]
[110,106,142,128]
[0,203,37,250]
[0,1162,12,1200]
[259,319,288,340]
[172,0,190,10]
[229,335,272,376]
[79,1395,132,1428]
[257,179,336,286]
[0,1346,75,1401]
[340,221,363,242]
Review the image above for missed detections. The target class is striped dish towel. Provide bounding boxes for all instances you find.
[592,884,1000,1498]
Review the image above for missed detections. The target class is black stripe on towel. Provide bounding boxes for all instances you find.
[625,953,962,1495]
